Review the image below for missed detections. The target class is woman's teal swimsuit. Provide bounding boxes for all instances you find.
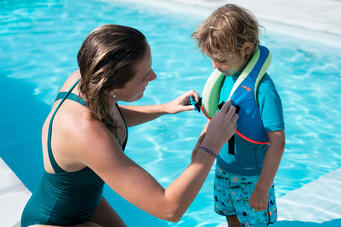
[21,79,128,226]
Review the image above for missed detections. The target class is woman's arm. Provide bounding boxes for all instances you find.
[120,90,199,127]
[249,129,285,211]
[80,102,237,222]
[192,120,209,159]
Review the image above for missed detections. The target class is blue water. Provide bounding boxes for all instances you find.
[1,0,341,226]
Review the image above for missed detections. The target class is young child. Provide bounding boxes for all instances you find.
[192,4,285,227]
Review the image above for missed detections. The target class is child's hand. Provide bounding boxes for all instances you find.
[249,188,269,211]
[165,90,200,114]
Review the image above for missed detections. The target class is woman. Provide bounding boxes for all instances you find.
[21,24,238,227]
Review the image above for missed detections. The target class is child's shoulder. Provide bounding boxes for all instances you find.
[258,73,277,91]
[257,73,282,100]
[259,73,274,85]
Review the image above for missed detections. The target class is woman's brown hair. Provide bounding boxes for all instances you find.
[77,24,147,137]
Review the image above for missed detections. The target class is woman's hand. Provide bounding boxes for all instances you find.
[201,100,238,153]
[165,90,200,114]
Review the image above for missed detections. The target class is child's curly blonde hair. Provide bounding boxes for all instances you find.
[192,4,259,60]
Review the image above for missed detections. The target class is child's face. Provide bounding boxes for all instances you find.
[207,42,254,76]
[210,54,246,76]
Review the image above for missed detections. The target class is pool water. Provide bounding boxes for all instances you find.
[1,0,341,226]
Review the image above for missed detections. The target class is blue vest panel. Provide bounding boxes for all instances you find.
[230,46,270,144]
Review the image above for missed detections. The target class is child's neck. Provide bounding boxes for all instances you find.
[229,71,241,82]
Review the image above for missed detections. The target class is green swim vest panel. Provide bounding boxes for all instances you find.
[21,79,127,226]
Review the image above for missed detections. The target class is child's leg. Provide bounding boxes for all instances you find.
[214,167,241,226]
[231,176,277,226]
[226,215,241,227]
[267,184,277,224]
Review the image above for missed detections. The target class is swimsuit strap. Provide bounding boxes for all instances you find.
[55,92,87,106]
[47,78,84,173]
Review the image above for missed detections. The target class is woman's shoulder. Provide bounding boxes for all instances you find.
[67,111,113,148]
[58,70,82,92]
[69,114,124,170]
[53,71,121,163]
[56,110,118,164]
[51,95,113,157]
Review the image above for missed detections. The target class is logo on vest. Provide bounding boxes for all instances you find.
[242,85,251,92]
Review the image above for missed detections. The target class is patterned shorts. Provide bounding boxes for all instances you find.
[214,167,277,226]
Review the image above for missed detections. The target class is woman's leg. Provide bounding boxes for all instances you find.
[74,222,103,227]
[29,223,101,227]
[29,226,65,227]
[28,197,124,227]
[89,197,126,227]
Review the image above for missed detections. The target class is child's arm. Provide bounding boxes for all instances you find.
[249,129,285,211]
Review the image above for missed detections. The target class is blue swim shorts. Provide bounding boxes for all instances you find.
[214,166,277,226]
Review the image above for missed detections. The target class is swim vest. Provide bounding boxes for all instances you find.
[201,45,272,145]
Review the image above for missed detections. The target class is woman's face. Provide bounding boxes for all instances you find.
[113,44,156,102]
